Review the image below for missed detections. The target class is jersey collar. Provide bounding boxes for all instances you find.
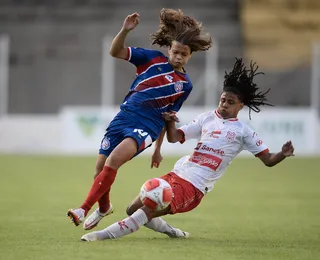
[214,110,238,122]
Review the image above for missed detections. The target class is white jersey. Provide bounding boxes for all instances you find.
[172,110,269,194]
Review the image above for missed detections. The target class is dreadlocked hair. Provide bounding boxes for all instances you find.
[151,8,212,52]
[223,58,273,119]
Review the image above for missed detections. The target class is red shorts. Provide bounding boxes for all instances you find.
[160,172,204,215]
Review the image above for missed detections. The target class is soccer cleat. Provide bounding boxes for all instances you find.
[83,204,114,230]
[165,228,190,238]
[80,231,102,242]
[66,208,85,226]
[181,231,190,238]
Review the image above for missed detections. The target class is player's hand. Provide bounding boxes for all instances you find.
[122,13,140,31]
[151,151,163,168]
[162,112,180,123]
[281,140,295,157]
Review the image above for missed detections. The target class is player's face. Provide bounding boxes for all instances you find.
[217,92,244,119]
[168,41,192,72]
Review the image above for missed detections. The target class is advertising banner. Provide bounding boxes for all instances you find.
[60,107,319,156]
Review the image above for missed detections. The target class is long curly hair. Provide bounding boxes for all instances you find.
[223,58,273,119]
[151,8,212,52]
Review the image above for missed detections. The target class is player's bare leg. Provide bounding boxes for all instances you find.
[94,154,108,179]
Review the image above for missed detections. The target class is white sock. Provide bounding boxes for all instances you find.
[145,217,186,237]
[93,209,148,240]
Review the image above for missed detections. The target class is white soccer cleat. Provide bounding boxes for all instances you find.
[165,228,190,238]
[83,204,114,230]
[66,208,85,227]
[181,231,190,238]
[80,231,102,242]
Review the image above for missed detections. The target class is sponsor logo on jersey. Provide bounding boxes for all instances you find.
[226,131,236,142]
[195,143,225,156]
[189,151,222,171]
[201,144,225,156]
[195,142,202,150]
[174,81,183,92]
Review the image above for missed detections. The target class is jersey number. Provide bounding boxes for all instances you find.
[133,129,149,137]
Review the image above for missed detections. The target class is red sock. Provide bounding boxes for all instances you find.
[80,166,117,215]
[98,189,111,213]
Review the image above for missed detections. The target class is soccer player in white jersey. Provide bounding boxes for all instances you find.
[80,58,295,241]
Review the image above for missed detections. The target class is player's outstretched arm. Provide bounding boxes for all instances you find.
[109,12,140,59]
[258,140,295,167]
[151,127,165,168]
[165,121,183,143]
[162,112,182,143]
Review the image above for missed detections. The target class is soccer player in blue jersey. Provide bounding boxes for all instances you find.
[67,9,212,230]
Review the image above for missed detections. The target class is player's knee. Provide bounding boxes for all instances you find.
[150,205,171,219]
[141,206,154,221]
[126,205,134,216]
[93,166,103,179]
[95,155,107,178]
[106,153,124,169]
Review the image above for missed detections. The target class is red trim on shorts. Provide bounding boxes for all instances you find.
[138,141,145,151]
[255,148,269,157]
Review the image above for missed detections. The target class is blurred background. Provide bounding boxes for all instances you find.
[0,0,319,156]
[1,3,320,259]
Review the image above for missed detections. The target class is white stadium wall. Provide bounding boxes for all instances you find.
[0,107,319,156]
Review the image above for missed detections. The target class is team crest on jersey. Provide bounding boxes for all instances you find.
[101,136,110,150]
[225,131,236,142]
[174,81,183,92]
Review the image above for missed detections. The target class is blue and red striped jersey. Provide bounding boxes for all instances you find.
[120,47,193,138]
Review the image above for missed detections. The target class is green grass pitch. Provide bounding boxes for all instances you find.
[0,155,319,260]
